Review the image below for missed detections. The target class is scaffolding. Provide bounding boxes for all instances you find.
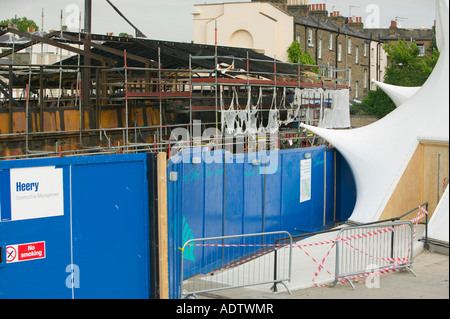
[0,29,350,160]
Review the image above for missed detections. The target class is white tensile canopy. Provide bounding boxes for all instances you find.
[428,186,449,244]
[300,0,449,226]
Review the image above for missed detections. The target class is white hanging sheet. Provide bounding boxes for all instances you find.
[247,87,262,135]
[319,89,351,129]
[264,87,279,134]
[221,86,238,135]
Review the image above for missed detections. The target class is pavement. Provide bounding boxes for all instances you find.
[197,250,448,299]
[194,224,449,300]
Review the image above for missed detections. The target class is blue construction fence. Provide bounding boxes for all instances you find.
[167,146,356,298]
[0,153,156,299]
[0,147,356,299]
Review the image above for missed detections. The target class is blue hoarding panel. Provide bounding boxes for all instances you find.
[70,160,150,298]
[325,149,336,228]
[335,151,357,222]
[168,146,356,298]
[0,154,151,299]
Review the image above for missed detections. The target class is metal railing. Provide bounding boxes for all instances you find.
[334,221,415,288]
[272,203,429,289]
[180,231,292,299]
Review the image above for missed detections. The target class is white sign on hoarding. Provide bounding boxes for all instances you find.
[10,166,64,221]
[300,159,312,203]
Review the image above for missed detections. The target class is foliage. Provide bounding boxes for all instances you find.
[287,41,318,73]
[353,89,396,118]
[119,32,134,38]
[383,40,434,87]
[0,17,39,32]
[358,38,439,119]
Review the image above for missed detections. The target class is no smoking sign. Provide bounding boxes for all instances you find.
[6,246,17,262]
[6,241,46,263]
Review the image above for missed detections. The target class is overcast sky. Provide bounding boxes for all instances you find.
[0,0,436,42]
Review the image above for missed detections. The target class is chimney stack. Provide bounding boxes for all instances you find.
[287,0,309,17]
[329,10,345,26]
[308,3,328,21]
[389,20,399,35]
[347,16,364,31]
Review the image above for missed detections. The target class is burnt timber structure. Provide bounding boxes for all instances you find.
[0,27,348,159]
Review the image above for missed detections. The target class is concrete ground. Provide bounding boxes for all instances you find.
[197,250,449,299]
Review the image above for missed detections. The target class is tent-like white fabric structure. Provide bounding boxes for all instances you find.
[301,0,449,224]
[428,186,449,244]
[372,80,420,107]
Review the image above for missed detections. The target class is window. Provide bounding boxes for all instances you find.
[364,69,368,89]
[318,39,322,59]
[296,35,301,43]
[355,46,359,64]
[347,38,352,54]
[308,29,314,47]
[329,33,333,50]
[338,43,342,62]
[348,68,351,86]
[364,43,368,57]
[417,44,425,57]
[355,81,359,99]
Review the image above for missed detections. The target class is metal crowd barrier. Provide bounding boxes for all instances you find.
[334,221,416,288]
[180,231,292,299]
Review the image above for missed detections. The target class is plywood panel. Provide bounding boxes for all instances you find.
[379,143,424,221]
[43,112,57,132]
[64,110,80,131]
[423,143,449,215]
[13,112,25,132]
[0,113,10,134]
[379,142,449,222]
[101,109,118,128]
[157,152,169,299]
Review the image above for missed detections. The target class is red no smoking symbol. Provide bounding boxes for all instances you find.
[6,246,17,262]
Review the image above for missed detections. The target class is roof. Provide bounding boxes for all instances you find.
[294,16,373,41]
[364,27,434,42]
[60,32,300,76]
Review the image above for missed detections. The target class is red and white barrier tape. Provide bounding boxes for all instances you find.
[304,206,428,288]
[186,207,428,250]
[184,206,428,287]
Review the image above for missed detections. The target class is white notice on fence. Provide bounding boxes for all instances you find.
[10,166,64,221]
[300,159,312,203]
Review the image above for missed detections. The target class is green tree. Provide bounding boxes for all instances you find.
[287,41,317,67]
[0,17,39,32]
[383,40,433,86]
[119,32,133,38]
[357,38,439,118]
